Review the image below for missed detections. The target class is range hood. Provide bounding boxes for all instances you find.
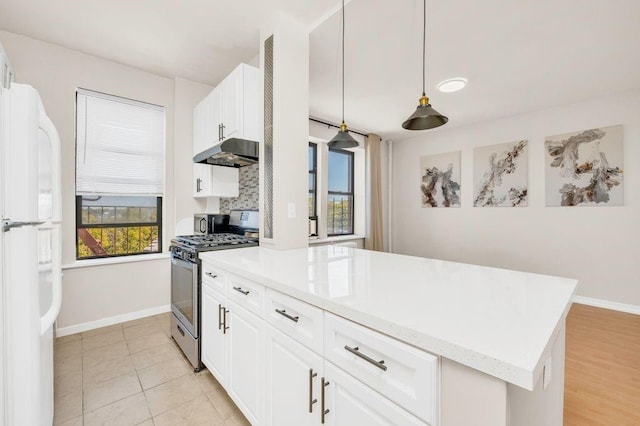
[193,139,258,168]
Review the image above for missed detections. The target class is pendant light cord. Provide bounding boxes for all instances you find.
[342,0,345,123]
[422,0,426,96]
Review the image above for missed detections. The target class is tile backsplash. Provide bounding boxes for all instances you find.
[219,163,259,213]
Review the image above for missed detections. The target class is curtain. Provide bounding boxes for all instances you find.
[365,133,384,251]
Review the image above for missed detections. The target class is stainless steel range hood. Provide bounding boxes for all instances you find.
[193,139,258,168]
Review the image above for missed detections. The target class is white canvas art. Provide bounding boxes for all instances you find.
[420,151,461,208]
[545,125,624,206]
[473,140,528,207]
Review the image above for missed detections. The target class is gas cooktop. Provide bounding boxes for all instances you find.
[171,233,258,252]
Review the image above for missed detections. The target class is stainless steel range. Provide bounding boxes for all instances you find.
[170,210,258,371]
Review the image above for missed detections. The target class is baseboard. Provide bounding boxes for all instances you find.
[573,296,640,316]
[55,304,171,337]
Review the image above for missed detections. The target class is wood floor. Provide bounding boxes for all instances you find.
[564,303,640,425]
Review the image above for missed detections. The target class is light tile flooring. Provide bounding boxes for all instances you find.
[53,312,250,425]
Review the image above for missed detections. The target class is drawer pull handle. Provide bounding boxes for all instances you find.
[275,309,299,323]
[205,272,218,279]
[321,377,330,424]
[233,286,250,296]
[309,368,318,413]
[344,345,388,371]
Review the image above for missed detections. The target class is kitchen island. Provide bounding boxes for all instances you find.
[200,245,576,426]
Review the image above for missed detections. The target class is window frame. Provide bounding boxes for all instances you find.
[308,142,318,219]
[327,147,355,236]
[75,195,163,260]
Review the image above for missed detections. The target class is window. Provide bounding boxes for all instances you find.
[327,148,354,235]
[308,143,317,218]
[75,89,165,259]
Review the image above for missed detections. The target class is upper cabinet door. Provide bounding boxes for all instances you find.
[221,65,243,141]
[192,97,207,157]
[209,86,222,145]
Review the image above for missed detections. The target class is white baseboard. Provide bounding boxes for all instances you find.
[55,304,171,337]
[573,296,640,316]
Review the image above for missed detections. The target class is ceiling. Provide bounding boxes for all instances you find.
[310,0,640,139]
[1,0,639,140]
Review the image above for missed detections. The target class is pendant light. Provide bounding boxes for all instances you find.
[328,0,358,149]
[402,0,448,130]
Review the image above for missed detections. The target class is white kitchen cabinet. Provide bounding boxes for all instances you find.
[324,312,439,425]
[193,63,259,158]
[265,325,324,426]
[201,284,228,384]
[193,92,215,157]
[227,301,265,426]
[323,362,426,426]
[200,262,439,426]
[192,163,239,198]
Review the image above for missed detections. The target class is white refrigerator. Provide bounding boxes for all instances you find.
[1,83,62,425]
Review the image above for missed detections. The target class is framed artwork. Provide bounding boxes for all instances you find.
[420,151,461,208]
[545,125,623,206]
[474,140,528,207]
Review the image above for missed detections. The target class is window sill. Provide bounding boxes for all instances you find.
[308,235,365,245]
[62,252,170,270]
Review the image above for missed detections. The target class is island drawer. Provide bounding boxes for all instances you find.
[324,312,439,425]
[226,273,265,318]
[265,289,323,355]
[202,262,226,295]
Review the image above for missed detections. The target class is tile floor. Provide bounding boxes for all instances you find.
[53,312,250,425]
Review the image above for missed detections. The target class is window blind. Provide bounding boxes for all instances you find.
[76,89,165,196]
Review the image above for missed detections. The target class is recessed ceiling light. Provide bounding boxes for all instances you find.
[437,78,468,93]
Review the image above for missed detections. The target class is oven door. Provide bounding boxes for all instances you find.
[171,256,199,338]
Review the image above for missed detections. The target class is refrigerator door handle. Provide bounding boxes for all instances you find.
[38,110,62,223]
[2,219,46,232]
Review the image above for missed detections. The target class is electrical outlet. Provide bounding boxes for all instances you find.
[287,203,296,218]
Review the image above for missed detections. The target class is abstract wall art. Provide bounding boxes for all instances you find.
[473,140,528,207]
[545,125,624,206]
[420,151,461,208]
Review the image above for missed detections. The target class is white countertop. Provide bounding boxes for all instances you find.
[200,246,577,390]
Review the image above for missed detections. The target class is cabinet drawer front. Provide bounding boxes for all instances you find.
[324,362,427,426]
[324,313,439,425]
[266,289,324,355]
[202,262,226,295]
[227,273,264,318]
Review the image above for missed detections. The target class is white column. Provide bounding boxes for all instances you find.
[259,12,309,250]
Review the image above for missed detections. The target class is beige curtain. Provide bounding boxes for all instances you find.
[365,133,384,251]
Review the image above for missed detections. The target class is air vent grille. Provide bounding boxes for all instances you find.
[263,35,274,239]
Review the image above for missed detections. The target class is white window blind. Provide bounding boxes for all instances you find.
[76,90,165,196]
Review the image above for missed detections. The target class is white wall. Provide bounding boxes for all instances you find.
[391,90,640,307]
[0,31,210,329]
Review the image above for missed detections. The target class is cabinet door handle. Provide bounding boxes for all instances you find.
[321,377,330,424]
[309,369,318,413]
[205,272,218,279]
[223,307,230,334]
[218,304,222,330]
[232,286,250,296]
[218,123,222,141]
[344,345,388,371]
[196,178,202,192]
[275,309,299,323]
[221,123,225,140]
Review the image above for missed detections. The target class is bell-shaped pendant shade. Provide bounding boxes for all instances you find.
[402,95,448,130]
[328,122,358,149]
